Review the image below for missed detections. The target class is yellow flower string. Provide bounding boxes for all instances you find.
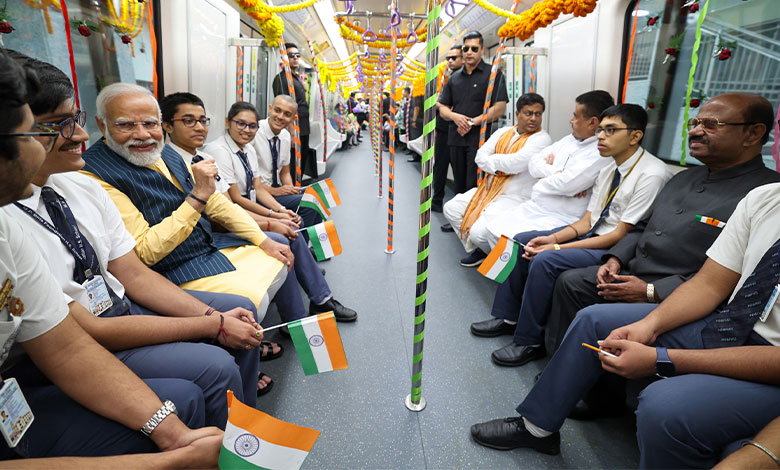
[469,0,521,20]
[335,16,427,40]
[233,0,321,46]
[339,24,426,49]
[104,0,145,38]
[497,0,598,40]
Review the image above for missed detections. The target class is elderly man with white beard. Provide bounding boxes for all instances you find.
[80,83,309,334]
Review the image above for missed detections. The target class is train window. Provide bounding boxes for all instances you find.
[3,1,158,146]
[622,0,779,168]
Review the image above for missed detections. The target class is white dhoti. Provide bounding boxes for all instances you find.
[444,188,529,254]
[484,200,581,250]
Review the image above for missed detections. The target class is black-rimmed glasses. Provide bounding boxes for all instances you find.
[596,126,637,137]
[462,46,480,53]
[0,131,60,152]
[686,117,758,132]
[35,109,86,140]
[171,117,211,128]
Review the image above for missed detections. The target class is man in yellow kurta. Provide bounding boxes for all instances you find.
[80,83,296,324]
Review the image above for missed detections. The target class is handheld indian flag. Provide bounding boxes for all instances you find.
[478,235,522,283]
[300,190,330,220]
[306,220,342,261]
[289,312,348,375]
[219,390,320,470]
[309,178,341,208]
[695,215,726,228]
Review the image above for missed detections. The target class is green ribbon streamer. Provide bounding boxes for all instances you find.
[680,0,710,165]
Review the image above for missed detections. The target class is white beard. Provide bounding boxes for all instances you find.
[105,132,164,167]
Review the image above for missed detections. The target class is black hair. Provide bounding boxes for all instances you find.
[350,92,356,97]
[4,49,72,116]
[0,50,41,161]
[462,31,483,48]
[160,92,206,124]
[515,93,545,113]
[450,44,463,52]
[600,103,648,136]
[403,86,410,93]
[384,92,390,97]
[285,43,298,51]
[740,94,774,145]
[575,90,614,119]
[227,101,260,121]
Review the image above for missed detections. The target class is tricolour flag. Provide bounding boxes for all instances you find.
[478,235,521,283]
[306,220,342,261]
[289,312,348,375]
[219,391,320,470]
[695,214,726,228]
[300,190,330,220]
[309,178,341,208]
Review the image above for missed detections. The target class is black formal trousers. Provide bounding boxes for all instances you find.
[432,128,450,206]
[449,143,479,195]
[289,134,316,181]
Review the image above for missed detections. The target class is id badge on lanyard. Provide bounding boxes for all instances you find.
[249,188,257,204]
[83,270,113,316]
[0,377,34,448]
[759,248,780,323]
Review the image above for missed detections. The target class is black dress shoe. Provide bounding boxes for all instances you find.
[441,223,454,232]
[407,156,421,163]
[567,399,627,421]
[460,249,487,267]
[310,298,357,322]
[470,417,560,455]
[431,202,443,213]
[470,318,515,337]
[491,343,546,367]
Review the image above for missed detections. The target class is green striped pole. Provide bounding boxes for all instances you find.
[405,0,441,413]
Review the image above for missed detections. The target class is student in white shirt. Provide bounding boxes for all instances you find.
[165,95,357,322]
[471,104,671,367]
[0,49,220,461]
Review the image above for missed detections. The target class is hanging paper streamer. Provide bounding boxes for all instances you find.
[773,102,780,171]
[680,0,709,166]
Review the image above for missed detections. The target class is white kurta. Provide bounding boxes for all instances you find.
[443,127,552,253]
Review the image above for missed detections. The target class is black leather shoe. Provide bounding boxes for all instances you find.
[431,202,443,213]
[491,343,546,367]
[310,298,357,322]
[407,156,420,163]
[470,318,515,337]
[320,268,326,276]
[441,223,454,232]
[470,417,560,455]
[567,399,627,421]
[460,249,487,267]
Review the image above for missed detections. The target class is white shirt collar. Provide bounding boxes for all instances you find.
[168,142,196,164]
[223,134,243,154]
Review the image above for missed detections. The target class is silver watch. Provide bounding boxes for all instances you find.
[140,400,177,437]
[646,283,656,303]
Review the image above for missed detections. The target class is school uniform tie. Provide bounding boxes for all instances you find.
[586,168,621,238]
[270,136,280,187]
[701,237,780,348]
[235,150,255,200]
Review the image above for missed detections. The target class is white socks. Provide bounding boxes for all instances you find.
[523,417,553,438]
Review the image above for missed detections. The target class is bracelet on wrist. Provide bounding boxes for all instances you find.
[743,440,780,468]
[266,220,271,231]
[554,244,561,251]
[214,314,228,343]
[187,193,208,205]
[568,225,580,237]
[204,307,216,316]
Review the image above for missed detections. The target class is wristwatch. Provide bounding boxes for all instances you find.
[140,400,178,437]
[646,283,656,302]
[655,347,675,378]
[467,119,475,127]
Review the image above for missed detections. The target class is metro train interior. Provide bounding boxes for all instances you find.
[2,0,780,468]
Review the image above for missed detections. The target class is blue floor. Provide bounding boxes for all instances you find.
[259,139,640,469]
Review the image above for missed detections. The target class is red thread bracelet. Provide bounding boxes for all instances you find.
[266,220,270,231]
[215,314,229,343]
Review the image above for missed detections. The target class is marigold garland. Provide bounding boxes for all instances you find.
[335,16,427,40]
[496,0,598,40]
[339,24,426,48]
[234,0,320,46]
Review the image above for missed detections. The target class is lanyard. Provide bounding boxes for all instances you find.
[600,149,645,210]
[14,200,95,276]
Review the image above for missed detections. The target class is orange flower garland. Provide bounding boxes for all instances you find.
[497,0,598,40]
[335,16,427,40]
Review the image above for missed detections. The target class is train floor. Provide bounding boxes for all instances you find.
[258,138,640,469]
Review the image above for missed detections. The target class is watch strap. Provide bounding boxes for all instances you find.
[140,400,177,437]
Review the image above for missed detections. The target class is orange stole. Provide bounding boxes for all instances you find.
[459,129,536,239]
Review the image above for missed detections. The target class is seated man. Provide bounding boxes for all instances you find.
[4,51,273,418]
[471,104,671,367]
[471,178,780,469]
[162,93,356,322]
[547,94,780,356]
[443,93,552,266]
[80,83,291,323]
[0,49,220,460]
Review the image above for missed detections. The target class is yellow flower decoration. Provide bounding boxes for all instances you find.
[339,24,427,49]
[234,0,321,47]
[497,0,598,40]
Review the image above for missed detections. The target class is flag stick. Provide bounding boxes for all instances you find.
[405,0,440,414]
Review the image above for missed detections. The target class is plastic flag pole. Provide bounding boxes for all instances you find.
[280,41,303,186]
[406,0,441,413]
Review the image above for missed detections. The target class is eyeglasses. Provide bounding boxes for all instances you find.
[288,53,301,58]
[170,117,211,128]
[34,110,86,140]
[231,120,258,131]
[445,55,461,61]
[113,119,161,133]
[462,46,480,53]
[686,117,758,132]
[0,131,60,152]
[521,111,543,118]
[596,126,637,137]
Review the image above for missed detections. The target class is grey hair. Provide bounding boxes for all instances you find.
[95,82,160,120]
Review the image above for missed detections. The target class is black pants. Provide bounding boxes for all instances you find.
[289,134,316,182]
[432,128,450,206]
[449,143,479,195]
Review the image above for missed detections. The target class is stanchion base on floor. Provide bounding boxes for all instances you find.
[377,195,384,199]
[405,394,426,412]
[384,249,396,254]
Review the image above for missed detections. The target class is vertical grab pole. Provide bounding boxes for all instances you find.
[280,42,303,187]
[377,77,383,199]
[475,0,522,185]
[385,2,398,254]
[405,0,440,413]
[306,39,328,163]
[371,83,379,176]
